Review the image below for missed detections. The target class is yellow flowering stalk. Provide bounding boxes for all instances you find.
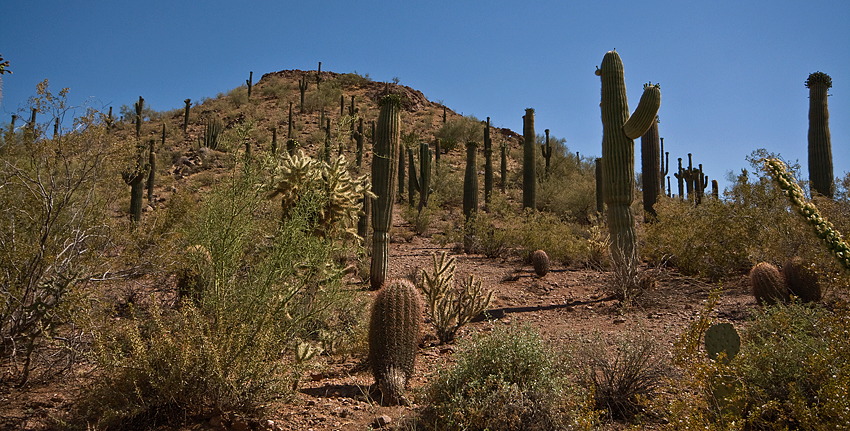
[764,158,850,270]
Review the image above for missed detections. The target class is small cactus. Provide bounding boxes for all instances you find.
[532,250,550,276]
[750,262,789,306]
[368,278,423,405]
[782,256,822,303]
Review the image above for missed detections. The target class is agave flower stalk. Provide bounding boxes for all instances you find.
[764,158,850,270]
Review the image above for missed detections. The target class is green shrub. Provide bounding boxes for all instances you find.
[304,78,343,113]
[259,76,292,101]
[82,164,355,427]
[423,323,597,431]
[0,82,122,385]
[337,71,371,87]
[667,299,850,429]
[535,133,597,224]
[434,114,481,154]
[227,85,249,108]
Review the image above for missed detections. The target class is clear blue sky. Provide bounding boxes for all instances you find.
[2,1,847,193]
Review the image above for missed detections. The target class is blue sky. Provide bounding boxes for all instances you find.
[1,1,847,193]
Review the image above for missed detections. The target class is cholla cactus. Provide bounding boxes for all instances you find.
[266,150,374,239]
[764,158,850,270]
[420,252,492,343]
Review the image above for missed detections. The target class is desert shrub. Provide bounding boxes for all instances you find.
[434,114,481,154]
[304,78,343,113]
[423,323,597,431]
[337,71,371,87]
[573,330,672,421]
[82,164,355,427]
[401,198,438,235]
[536,134,597,224]
[666,297,850,429]
[461,205,594,266]
[0,81,123,385]
[227,85,249,108]
[259,76,292,100]
[430,162,463,209]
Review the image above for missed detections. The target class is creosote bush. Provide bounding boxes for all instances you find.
[423,323,598,431]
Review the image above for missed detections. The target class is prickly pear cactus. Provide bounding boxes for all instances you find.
[532,250,550,276]
[704,322,740,364]
[597,50,661,266]
[368,278,423,405]
[749,262,789,306]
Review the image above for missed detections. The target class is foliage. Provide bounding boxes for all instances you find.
[337,71,372,88]
[83,164,355,426]
[419,252,492,344]
[423,323,597,431]
[0,81,123,385]
[304,77,343,113]
[434,114,481,154]
[642,150,841,281]
[666,298,850,429]
[573,330,672,421]
[535,133,597,223]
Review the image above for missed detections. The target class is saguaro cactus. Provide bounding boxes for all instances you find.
[463,141,479,220]
[410,142,432,212]
[484,117,493,207]
[597,50,661,264]
[298,73,308,112]
[370,95,401,290]
[122,146,150,225]
[246,71,253,98]
[183,98,191,133]
[355,117,364,170]
[806,71,833,198]
[595,158,604,215]
[541,128,553,176]
[522,109,536,210]
[134,96,144,139]
[641,116,661,219]
[500,140,508,192]
[368,278,423,405]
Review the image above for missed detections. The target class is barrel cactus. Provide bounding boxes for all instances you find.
[370,95,401,290]
[806,71,833,198]
[749,262,789,306]
[597,50,661,265]
[782,256,822,303]
[532,250,550,276]
[368,278,423,405]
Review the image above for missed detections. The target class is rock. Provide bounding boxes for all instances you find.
[613,317,627,324]
[373,415,392,428]
[232,418,250,431]
[209,415,223,427]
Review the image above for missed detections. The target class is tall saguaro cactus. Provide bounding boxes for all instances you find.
[246,71,253,98]
[541,128,553,176]
[597,50,661,264]
[134,96,144,140]
[641,116,661,219]
[522,109,536,210]
[484,117,493,207]
[370,95,402,290]
[806,71,833,198]
[183,98,191,133]
[463,141,479,220]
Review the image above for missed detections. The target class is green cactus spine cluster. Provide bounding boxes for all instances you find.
[806,71,834,198]
[598,50,661,264]
[463,141,479,220]
[522,108,536,210]
[370,95,401,290]
[368,278,423,405]
[484,117,493,207]
[532,249,550,276]
[640,116,661,219]
[750,262,790,306]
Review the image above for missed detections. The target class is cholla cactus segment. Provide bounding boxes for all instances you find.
[266,150,374,238]
[764,158,850,270]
